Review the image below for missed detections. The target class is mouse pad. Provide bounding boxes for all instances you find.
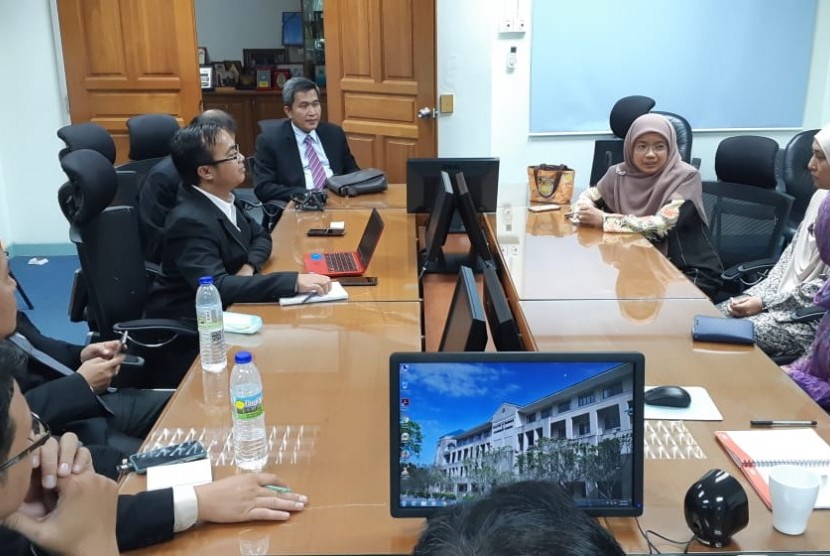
[644,386,722,421]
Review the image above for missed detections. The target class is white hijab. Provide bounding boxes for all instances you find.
[778,188,829,293]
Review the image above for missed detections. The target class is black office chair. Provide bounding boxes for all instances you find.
[589,95,655,185]
[781,129,820,244]
[58,149,195,350]
[249,119,289,231]
[56,122,117,163]
[122,113,180,190]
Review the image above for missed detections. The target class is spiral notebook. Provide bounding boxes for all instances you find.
[715,428,830,509]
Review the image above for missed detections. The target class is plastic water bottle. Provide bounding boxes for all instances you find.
[230,351,267,471]
[196,276,227,372]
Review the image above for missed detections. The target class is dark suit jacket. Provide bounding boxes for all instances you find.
[0,488,174,554]
[253,119,359,203]
[146,184,298,321]
[138,155,181,264]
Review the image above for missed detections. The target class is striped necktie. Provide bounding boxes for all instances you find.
[304,134,328,190]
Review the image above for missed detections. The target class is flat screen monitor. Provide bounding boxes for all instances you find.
[438,266,488,352]
[482,266,523,351]
[453,172,494,265]
[406,158,499,214]
[389,351,645,518]
[420,172,456,273]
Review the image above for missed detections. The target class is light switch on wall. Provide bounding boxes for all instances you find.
[439,94,454,114]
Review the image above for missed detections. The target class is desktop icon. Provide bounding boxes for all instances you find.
[401,432,410,442]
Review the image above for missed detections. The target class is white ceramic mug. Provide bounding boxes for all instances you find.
[769,464,822,535]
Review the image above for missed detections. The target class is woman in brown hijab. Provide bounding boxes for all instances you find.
[571,113,723,299]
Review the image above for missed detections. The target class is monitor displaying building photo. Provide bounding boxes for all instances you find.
[390,352,644,517]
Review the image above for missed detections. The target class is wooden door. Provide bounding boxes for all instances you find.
[324,0,437,183]
[57,0,201,164]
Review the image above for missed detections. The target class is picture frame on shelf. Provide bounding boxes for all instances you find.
[199,66,214,91]
[256,69,272,90]
[282,12,304,46]
[243,48,286,70]
[272,68,292,90]
[278,64,304,78]
[197,46,208,65]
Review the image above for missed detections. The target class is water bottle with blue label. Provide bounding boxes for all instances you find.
[230,351,267,471]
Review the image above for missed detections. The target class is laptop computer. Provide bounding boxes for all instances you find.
[389,351,645,518]
[303,208,385,277]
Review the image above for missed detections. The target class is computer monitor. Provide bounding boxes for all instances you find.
[406,157,500,214]
[389,351,645,518]
[438,266,488,352]
[419,172,456,275]
[453,172,494,266]
[482,266,523,351]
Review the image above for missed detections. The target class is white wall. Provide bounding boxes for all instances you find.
[437,0,830,207]
[2,0,830,252]
[195,0,301,62]
[0,0,71,254]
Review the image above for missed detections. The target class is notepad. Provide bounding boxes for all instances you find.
[715,428,830,509]
[279,281,349,306]
[146,457,213,491]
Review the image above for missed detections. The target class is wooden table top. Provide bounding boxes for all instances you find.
[484,208,708,301]
[121,302,425,555]
[263,207,421,302]
[323,182,407,210]
[522,298,830,553]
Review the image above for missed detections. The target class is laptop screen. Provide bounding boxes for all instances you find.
[356,208,385,267]
[389,351,644,518]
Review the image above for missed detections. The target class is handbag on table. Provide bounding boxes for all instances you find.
[527,164,575,205]
[327,168,388,197]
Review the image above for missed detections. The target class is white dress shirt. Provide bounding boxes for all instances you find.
[192,186,238,230]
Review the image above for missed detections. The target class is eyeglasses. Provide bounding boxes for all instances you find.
[205,144,241,165]
[633,143,668,154]
[0,412,51,472]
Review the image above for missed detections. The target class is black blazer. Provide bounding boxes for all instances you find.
[253,119,359,203]
[146,185,298,320]
[138,155,181,264]
[0,488,174,554]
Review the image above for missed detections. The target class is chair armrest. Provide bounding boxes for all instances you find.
[68,268,89,324]
[721,258,778,281]
[790,305,827,324]
[113,319,197,336]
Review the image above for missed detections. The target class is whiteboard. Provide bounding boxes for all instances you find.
[529,0,817,133]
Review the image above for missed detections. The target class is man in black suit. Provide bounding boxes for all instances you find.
[145,122,332,382]
[137,109,237,264]
[253,77,359,203]
[12,311,170,460]
[0,248,308,554]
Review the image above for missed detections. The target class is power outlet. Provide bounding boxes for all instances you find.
[514,18,527,33]
[498,18,514,33]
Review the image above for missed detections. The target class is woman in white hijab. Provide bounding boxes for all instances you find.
[718,125,830,359]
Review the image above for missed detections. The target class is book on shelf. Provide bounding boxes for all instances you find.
[715,428,830,509]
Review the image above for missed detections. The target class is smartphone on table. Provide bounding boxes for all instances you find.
[118,440,207,474]
[338,276,378,286]
[307,228,345,237]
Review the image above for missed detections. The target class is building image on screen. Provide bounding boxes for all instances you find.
[396,358,638,515]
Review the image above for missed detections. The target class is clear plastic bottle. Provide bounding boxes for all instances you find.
[230,351,267,471]
[196,276,227,372]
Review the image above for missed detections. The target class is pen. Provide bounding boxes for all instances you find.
[300,292,317,304]
[266,485,293,494]
[750,420,817,427]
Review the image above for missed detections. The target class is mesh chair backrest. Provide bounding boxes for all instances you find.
[715,136,779,189]
[57,123,116,164]
[126,114,179,160]
[782,129,819,224]
[701,181,792,269]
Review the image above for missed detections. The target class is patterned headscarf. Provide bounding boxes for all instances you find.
[812,193,830,309]
[597,113,707,225]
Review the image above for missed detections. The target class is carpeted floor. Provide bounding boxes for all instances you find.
[9,254,88,345]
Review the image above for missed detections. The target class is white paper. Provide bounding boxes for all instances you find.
[644,386,722,421]
[279,281,349,306]
[146,457,213,491]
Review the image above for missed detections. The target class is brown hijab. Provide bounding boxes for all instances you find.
[597,113,707,225]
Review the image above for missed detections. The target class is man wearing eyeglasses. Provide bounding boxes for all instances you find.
[138,109,238,265]
[144,122,331,384]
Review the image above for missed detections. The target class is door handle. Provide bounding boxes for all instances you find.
[417,107,437,120]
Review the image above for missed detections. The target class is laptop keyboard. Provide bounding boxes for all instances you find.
[325,252,358,273]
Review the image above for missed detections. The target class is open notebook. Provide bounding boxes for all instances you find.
[716,428,830,509]
[279,281,349,306]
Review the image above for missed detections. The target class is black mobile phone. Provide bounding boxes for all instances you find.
[338,276,378,286]
[118,440,207,474]
[307,228,345,237]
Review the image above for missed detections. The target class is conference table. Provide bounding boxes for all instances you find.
[122,190,830,554]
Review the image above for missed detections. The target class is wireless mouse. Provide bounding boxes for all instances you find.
[645,385,691,408]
